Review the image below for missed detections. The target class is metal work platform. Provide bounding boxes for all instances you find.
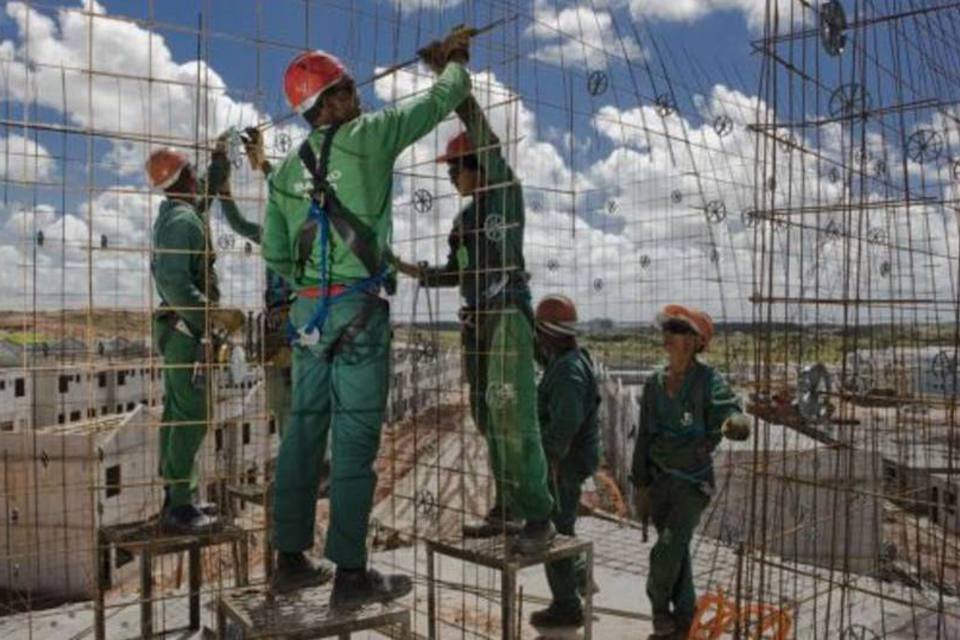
[217,583,411,639]
[426,534,594,640]
[94,520,249,640]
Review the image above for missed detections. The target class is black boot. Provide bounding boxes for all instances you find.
[462,504,523,538]
[647,612,677,639]
[160,504,219,535]
[511,519,556,555]
[270,552,333,594]
[529,603,585,628]
[673,614,693,640]
[330,568,413,611]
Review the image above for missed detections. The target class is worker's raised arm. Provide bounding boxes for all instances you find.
[364,61,471,159]
[456,94,512,188]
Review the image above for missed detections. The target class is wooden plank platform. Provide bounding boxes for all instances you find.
[218,584,410,639]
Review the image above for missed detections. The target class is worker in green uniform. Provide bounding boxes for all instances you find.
[396,66,556,553]
[630,304,750,639]
[262,29,473,603]
[527,295,599,629]
[147,145,245,534]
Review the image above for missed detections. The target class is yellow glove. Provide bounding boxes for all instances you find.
[722,413,751,441]
[210,308,245,335]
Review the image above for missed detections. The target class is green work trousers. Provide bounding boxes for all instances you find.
[481,307,553,521]
[545,468,586,614]
[647,474,710,624]
[272,292,390,569]
[154,318,208,508]
[462,310,496,504]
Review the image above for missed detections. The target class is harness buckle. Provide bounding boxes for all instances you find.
[297,326,321,346]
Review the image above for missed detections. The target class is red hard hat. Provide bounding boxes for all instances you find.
[436,132,474,163]
[145,147,189,190]
[535,294,579,337]
[656,304,714,350]
[284,50,348,114]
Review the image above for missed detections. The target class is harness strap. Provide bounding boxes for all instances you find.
[297,129,382,278]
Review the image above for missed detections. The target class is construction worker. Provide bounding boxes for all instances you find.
[147,145,245,534]
[528,295,600,630]
[630,304,750,639]
[395,69,556,553]
[262,29,473,603]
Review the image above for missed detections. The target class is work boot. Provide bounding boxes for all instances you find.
[529,603,585,628]
[673,614,693,639]
[329,568,412,611]
[646,612,677,639]
[511,519,556,555]
[270,552,333,594]
[462,504,523,538]
[160,504,219,535]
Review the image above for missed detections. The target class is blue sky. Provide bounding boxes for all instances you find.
[1,0,955,327]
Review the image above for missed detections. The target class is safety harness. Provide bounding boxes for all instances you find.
[289,125,391,351]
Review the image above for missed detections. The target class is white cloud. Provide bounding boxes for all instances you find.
[629,0,796,31]
[0,135,56,182]
[526,5,643,69]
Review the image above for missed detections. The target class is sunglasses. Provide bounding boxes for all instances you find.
[447,164,462,181]
[662,319,698,336]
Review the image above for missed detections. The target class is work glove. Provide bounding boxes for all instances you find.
[418,24,474,73]
[241,127,270,174]
[722,412,752,441]
[210,308,245,336]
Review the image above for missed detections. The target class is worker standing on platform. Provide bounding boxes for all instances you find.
[527,295,600,630]
[147,144,245,534]
[395,66,556,554]
[263,29,473,604]
[630,305,750,639]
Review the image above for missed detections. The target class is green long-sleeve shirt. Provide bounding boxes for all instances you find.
[262,62,471,289]
[420,96,529,309]
[631,360,741,488]
[152,198,218,336]
[537,347,601,478]
[219,197,261,244]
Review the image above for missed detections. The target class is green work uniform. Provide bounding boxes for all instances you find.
[537,347,600,615]
[418,99,554,521]
[263,62,471,569]
[151,161,227,508]
[630,361,740,626]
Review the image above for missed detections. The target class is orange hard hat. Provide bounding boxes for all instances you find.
[535,294,579,337]
[656,304,714,350]
[145,147,189,190]
[284,50,348,114]
[436,132,474,163]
